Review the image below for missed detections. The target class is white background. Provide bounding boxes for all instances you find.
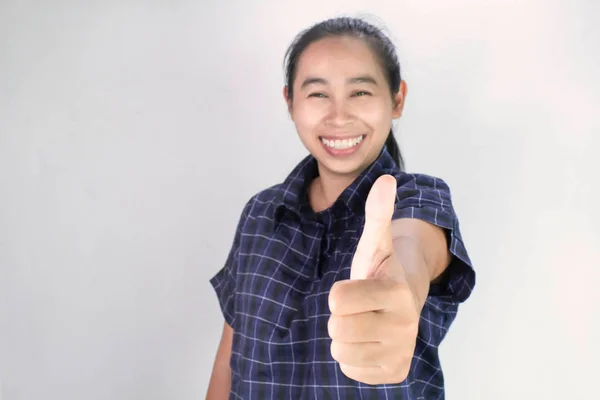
[1,1,598,399]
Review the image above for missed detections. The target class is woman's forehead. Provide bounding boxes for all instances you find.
[296,36,383,79]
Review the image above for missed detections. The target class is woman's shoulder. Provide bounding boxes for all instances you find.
[393,171,453,194]
[234,182,288,227]
[243,183,287,212]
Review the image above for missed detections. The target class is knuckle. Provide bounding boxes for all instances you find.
[388,316,414,339]
[361,376,379,385]
[339,363,355,380]
[328,282,343,314]
[406,318,420,337]
[391,313,419,338]
[327,316,340,339]
[389,357,412,383]
[394,366,410,383]
[339,364,369,385]
[386,279,406,296]
[389,318,404,337]
[329,340,343,362]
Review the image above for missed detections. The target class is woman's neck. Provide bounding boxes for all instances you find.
[308,167,360,213]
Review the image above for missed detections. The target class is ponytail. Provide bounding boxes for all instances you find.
[385,129,404,171]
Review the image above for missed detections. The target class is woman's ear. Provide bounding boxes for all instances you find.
[392,80,408,119]
[283,86,293,115]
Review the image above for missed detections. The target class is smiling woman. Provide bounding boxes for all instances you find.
[284,22,406,179]
[207,16,475,400]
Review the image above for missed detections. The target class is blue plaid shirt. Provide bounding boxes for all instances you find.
[210,147,475,399]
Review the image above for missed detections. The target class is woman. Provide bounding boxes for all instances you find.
[207,16,475,399]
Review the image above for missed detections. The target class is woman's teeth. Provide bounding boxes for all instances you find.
[321,135,364,150]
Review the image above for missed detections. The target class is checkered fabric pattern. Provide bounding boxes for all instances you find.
[210,147,475,399]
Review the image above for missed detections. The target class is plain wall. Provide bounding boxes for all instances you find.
[1,1,598,399]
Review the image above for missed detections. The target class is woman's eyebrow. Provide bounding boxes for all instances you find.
[300,75,378,89]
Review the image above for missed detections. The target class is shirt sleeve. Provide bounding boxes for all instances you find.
[209,197,254,328]
[392,173,475,305]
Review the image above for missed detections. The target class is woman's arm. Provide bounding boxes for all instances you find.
[206,322,234,399]
[391,218,451,312]
[389,172,475,308]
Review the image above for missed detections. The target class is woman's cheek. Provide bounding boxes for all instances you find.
[295,102,327,130]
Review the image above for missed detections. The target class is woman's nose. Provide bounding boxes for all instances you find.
[325,100,354,127]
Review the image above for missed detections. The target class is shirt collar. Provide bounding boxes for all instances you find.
[274,146,399,224]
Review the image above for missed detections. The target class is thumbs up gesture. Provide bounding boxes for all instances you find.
[327,175,420,385]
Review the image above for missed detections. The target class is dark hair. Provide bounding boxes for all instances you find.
[283,17,405,170]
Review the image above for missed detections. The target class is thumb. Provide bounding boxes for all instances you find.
[350,174,397,280]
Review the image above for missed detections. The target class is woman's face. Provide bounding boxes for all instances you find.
[285,35,406,178]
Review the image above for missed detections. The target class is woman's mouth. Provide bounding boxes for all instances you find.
[319,135,365,156]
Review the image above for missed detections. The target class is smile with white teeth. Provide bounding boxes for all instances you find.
[321,135,364,150]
